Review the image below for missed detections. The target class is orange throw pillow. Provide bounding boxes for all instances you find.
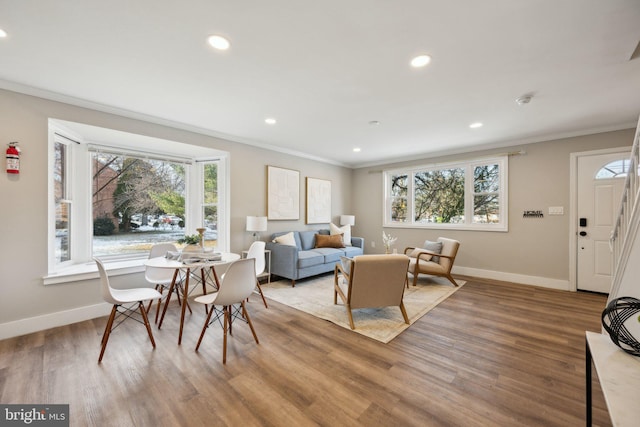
[315,233,345,248]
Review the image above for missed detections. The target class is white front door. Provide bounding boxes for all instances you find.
[576,151,627,293]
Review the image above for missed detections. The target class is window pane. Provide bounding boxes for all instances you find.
[54,142,66,200]
[203,163,218,245]
[55,201,70,262]
[390,174,407,222]
[474,164,499,192]
[92,154,186,256]
[473,194,499,223]
[595,159,639,179]
[414,168,465,224]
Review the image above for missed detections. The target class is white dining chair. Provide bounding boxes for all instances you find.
[245,241,269,308]
[95,258,162,363]
[194,258,260,363]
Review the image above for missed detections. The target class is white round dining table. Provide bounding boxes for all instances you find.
[144,252,240,345]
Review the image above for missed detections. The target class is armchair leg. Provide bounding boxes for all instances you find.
[399,301,410,324]
[346,305,355,330]
[446,274,459,287]
[412,269,419,286]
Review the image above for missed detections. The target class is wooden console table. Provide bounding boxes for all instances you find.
[585,331,640,426]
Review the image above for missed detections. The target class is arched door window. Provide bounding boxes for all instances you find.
[595,159,637,179]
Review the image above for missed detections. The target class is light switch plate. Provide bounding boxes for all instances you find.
[548,206,564,215]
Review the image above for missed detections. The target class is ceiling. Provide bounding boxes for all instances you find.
[1,0,640,168]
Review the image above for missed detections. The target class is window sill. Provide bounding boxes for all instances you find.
[43,258,146,285]
[383,223,508,232]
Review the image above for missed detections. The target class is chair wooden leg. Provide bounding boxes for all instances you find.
[147,284,161,313]
[223,307,229,364]
[195,304,215,351]
[139,302,156,348]
[346,305,355,330]
[99,305,118,363]
[153,286,165,324]
[241,301,259,345]
[255,280,268,308]
[412,269,419,286]
[446,274,459,286]
[399,301,410,324]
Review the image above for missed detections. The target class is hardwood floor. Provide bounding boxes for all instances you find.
[0,276,613,426]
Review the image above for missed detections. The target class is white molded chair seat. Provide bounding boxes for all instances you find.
[95,258,162,363]
[195,258,260,363]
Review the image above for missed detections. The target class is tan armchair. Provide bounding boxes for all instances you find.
[404,237,460,287]
[333,254,410,329]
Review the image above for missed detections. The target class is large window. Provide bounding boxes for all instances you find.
[384,156,508,231]
[47,120,229,281]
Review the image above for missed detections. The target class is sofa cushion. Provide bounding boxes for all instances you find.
[343,245,363,257]
[297,250,325,269]
[315,233,345,249]
[272,232,297,247]
[299,231,318,250]
[313,247,344,263]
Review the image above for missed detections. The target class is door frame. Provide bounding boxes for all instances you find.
[569,147,630,291]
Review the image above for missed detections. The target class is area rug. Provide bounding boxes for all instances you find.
[261,274,465,343]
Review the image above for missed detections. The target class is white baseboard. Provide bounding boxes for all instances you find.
[0,302,112,340]
[452,266,570,291]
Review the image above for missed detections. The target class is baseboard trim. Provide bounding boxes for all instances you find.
[0,302,112,340]
[453,266,570,291]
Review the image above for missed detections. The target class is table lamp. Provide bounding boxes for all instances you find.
[246,216,268,241]
[340,215,355,226]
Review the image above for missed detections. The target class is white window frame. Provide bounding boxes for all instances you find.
[383,156,508,232]
[45,119,230,284]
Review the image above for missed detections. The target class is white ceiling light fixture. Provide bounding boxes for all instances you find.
[410,54,432,68]
[207,35,230,50]
[469,122,483,129]
[353,148,361,152]
[265,118,276,125]
[0,29,7,38]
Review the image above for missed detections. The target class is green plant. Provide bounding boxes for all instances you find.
[178,234,201,245]
[94,215,116,236]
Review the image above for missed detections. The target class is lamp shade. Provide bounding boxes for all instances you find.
[246,216,268,232]
[340,215,355,226]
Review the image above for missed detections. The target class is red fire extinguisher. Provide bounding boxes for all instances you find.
[6,142,20,174]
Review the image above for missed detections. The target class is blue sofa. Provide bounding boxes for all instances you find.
[266,229,364,286]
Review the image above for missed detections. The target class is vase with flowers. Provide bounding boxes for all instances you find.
[382,231,397,254]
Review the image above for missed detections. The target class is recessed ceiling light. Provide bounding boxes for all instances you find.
[469,122,483,129]
[368,120,380,125]
[410,55,431,68]
[207,35,230,50]
[353,148,361,152]
[0,29,7,38]
[265,118,276,125]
